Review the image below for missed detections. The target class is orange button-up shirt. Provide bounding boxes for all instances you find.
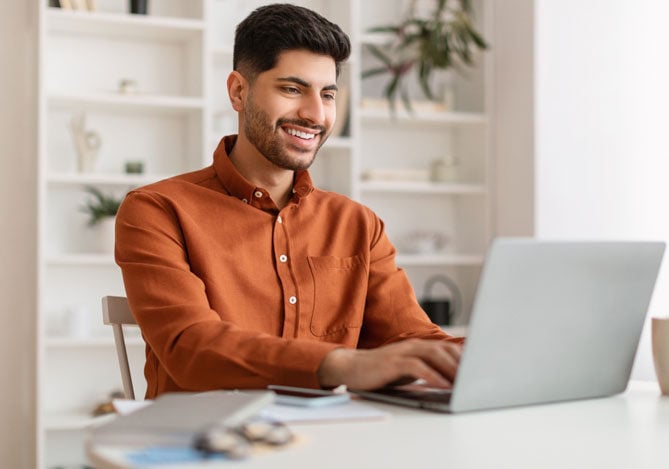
[116,136,458,398]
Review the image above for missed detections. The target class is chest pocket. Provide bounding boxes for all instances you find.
[307,254,368,337]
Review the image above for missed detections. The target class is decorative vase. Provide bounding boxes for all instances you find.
[130,0,148,15]
[70,113,101,173]
[430,155,459,183]
[92,217,116,253]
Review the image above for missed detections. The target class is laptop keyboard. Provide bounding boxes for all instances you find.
[377,388,453,404]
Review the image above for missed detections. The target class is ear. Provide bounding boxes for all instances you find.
[227,71,247,112]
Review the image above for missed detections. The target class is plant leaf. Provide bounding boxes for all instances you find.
[361,66,392,79]
[400,82,413,114]
[81,186,123,226]
[365,44,393,67]
[418,60,434,100]
[367,25,402,34]
[362,0,489,113]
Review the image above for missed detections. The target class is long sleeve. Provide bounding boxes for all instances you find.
[357,208,463,349]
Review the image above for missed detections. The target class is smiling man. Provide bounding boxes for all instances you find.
[115,3,463,399]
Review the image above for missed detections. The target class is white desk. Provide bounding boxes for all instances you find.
[88,381,669,469]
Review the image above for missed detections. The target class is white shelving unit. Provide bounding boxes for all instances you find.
[359,180,488,194]
[359,108,489,125]
[356,0,492,323]
[36,0,493,466]
[37,1,207,467]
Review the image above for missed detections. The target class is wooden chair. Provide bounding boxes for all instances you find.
[101,295,137,400]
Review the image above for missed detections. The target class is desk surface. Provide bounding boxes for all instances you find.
[88,381,669,469]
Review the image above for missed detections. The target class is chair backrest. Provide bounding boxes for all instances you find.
[102,295,137,400]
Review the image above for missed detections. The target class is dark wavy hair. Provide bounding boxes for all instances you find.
[233,3,351,81]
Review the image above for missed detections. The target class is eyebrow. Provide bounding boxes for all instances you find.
[276,76,338,92]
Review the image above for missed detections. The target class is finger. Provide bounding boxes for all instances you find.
[436,342,463,370]
[439,341,463,361]
[422,347,459,382]
[397,338,462,361]
[399,340,461,382]
[394,357,453,389]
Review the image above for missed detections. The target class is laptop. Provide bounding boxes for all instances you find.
[353,238,665,413]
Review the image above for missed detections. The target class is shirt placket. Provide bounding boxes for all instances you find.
[273,210,299,338]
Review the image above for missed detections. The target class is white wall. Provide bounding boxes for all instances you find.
[492,0,535,236]
[0,1,38,468]
[535,0,669,380]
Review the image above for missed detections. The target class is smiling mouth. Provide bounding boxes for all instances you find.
[284,127,318,140]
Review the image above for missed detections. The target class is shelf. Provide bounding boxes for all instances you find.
[360,180,487,195]
[45,336,143,348]
[396,253,484,267]
[47,8,205,42]
[46,254,115,266]
[359,108,487,126]
[47,172,172,187]
[48,91,204,115]
[44,410,116,432]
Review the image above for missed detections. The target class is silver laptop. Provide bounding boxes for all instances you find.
[353,239,665,413]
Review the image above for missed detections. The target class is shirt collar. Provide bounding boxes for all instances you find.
[213,135,315,209]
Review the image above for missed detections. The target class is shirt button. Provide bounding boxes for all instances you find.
[242,198,248,204]
[279,254,288,263]
[289,296,297,305]
[277,215,283,224]
[254,191,263,198]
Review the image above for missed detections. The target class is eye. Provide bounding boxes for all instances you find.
[282,86,300,95]
[322,92,336,101]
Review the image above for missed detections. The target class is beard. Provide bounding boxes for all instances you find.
[243,92,329,171]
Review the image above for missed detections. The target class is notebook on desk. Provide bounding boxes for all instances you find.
[353,238,665,413]
[91,390,275,447]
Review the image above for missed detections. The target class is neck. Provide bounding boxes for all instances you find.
[228,136,294,209]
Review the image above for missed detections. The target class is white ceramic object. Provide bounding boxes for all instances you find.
[93,217,116,254]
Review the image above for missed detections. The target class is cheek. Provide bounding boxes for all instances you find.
[265,99,294,122]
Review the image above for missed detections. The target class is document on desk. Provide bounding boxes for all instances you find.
[261,399,387,423]
[93,390,274,447]
[113,396,387,424]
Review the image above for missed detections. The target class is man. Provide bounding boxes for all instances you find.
[116,3,462,399]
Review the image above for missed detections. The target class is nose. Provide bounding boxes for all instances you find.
[297,92,326,125]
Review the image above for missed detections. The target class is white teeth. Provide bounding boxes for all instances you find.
[286,128,315,140]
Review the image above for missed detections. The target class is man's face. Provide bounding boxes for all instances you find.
[241,50,338,171]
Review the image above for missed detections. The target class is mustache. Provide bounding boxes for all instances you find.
[276,118,326,134]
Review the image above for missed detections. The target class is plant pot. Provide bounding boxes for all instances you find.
[92,217,116,253]
[130,0,148,15]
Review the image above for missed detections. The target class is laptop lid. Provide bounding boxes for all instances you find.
[353,239,664,413]
[449,238,665,412]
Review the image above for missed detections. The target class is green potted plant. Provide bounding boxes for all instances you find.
[81,186,124,253]
[362,0,488,112]
[81,186,123,226]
